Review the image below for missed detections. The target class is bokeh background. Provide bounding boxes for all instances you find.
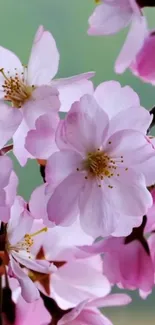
[1,0,155,323]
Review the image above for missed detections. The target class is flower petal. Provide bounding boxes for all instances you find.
[27,25,59,85]
[10,257,40,302]
[52,259,110,309]
[56,94,109,154]
[88,2,132,35]
[87,293,132,308]
[115,15,148,73]
[46,150,82,187]
[23,86,60,129]
[47,173,85,226]
[94,81,140,120]
[7,196,33,245]
[0,103,22,148]
[79,180,119,237]
[25,113,59,160]
[104,166,152,216]
[0,155,13,188]
[12,251,56,274]
[53,76,94,113]
[13,120,33,166]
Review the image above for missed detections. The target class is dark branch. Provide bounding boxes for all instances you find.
[147,106,155,133]
[40,292,72,325]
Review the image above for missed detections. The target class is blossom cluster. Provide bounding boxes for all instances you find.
[1,1,155,324]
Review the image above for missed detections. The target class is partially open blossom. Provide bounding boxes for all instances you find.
[130,30,155,84]
[102,216,154,296]
[0,197,56,302]
[46,90,155,238]
[88,0,148,74]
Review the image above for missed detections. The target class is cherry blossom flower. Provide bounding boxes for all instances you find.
[0,25,94,165]
[0,197,56,302]
[88,0,148,74]
[45,92,155,238]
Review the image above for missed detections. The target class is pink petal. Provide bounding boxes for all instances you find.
[106,129,153,163]
[14,294,51,325]
[54,77,94,113]
[52,71,95,87]
[134,154,155,186]
[23,86,60,129]
[56,94,109,154]
[0,103,22,148]
[130,31,155,84]
[46,150,82,187]
[58,301,88,325]
[119,241,154,291]
[79,180,119,237]
[115,15,148,73]
[94,81,140,120]
[12,251,56,274]
[109,105,152,134]
[79,309,113,325]
[41,218,93,262]
[88,2,132,35]
[10,257,40,302]
[7,196,33,245]
[52,259,110,309]
[112,215,142,237]
[25,113,59,159]
[0,156,13,188]
[29,184,49,220]
[87,293,132,308]
[13,120,33,166]
[47,173,85,226]
[27,25,59,85]
[103,168,152,216]
[5,171,18,207]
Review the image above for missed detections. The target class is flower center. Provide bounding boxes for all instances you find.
[8,227,48,254]
[83,150,111,178]
[81,148,126,188]
[0,68,34,108]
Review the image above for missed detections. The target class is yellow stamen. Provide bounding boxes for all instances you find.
[30,227,48,237]
[0,67,34,108]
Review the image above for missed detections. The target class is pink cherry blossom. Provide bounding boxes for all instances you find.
[102,234,154,295]
[0,25,94,165]
[28,218,110,310]
[130,30,155,84]
[46,93,154,238]
[88,0,148,74]
[1,197,56,302]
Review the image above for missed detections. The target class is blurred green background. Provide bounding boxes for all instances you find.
[1,0,155,323]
